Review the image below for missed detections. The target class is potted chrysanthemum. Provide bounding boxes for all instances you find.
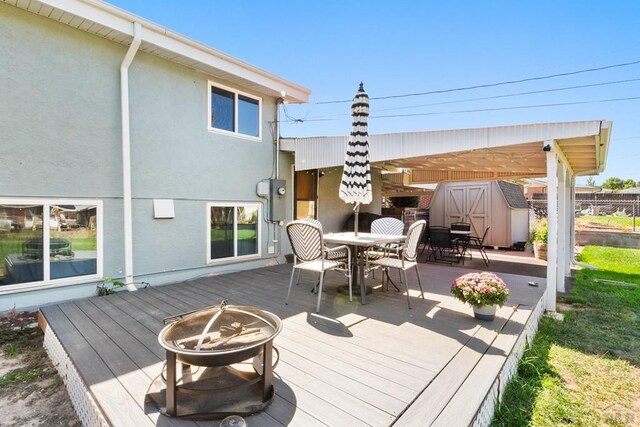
[450,272,509,320]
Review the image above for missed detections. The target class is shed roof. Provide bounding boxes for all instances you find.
[3,0,310,103]
[619,187,640,194]
[497,181,530,209]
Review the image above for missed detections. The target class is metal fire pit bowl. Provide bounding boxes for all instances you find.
[152,301,283,419]
[159,302,282,366]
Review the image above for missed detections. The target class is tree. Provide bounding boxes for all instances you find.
[624,179,637,189]
[602,177,625,190]
[586,176,597,187]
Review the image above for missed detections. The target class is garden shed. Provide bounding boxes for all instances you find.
[429,180,530,248]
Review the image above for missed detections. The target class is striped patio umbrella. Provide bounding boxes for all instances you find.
[339,82,372,235]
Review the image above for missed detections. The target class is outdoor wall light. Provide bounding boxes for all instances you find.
[543,144,552,152]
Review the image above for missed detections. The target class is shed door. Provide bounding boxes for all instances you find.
[445,184,489,237]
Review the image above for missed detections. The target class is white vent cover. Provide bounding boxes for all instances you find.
[153,199,175,219]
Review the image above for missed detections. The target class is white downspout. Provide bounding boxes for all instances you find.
[120,22,142,291]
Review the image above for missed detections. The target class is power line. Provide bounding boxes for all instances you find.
[285,77,640,122]
[315,59,640,104]
[612,135,640,141]
[375,78,640,113]
[370,96,640,119]
[284,95,640,122]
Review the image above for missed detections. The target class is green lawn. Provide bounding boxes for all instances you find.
[492,246,640,426]
[579,215,640,231]
[210,229,256,241]
[0,231,96,277]
[0,233,96,260]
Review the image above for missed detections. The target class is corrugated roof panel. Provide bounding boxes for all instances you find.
[286,121,608,171]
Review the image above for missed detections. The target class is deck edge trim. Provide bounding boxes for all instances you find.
[42,314,110,427]
[470,289,547,426]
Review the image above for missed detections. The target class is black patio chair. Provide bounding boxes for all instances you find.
[419,222,431,255]
[450,222,471,260]
[427,226,464,264]
[467,226,491,266]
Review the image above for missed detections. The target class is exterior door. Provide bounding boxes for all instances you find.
[445,184,489,237]
[294,170,317,220]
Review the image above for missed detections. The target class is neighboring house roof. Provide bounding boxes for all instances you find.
[3,0,310,103]
[619,187,640,194]
[497,181,530,209]
[283,120,612,182]
[522,178,612,193]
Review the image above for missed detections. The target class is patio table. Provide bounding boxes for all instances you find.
[323,232,405,304]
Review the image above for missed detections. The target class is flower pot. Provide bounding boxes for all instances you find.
[533,242,547,260]
[473,305,497,321]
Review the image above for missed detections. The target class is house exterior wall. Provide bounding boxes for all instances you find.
[0,3,293,311]
[316,167,382,233]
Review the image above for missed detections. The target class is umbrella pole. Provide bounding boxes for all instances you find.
[354,202,360,236]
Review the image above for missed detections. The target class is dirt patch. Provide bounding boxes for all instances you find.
[0,311,80,427]
[575,218,624,232]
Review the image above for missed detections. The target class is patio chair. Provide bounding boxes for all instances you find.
[450,222,471,260]
[286,220,352,313]
[427,226,464,264]
[467,226,491,266]
[367,220,426,308]
[300,218,349,261]
[367,217,405,288]
[368,217,405,257]
[419,222,431,255]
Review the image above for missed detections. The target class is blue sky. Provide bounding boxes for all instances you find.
[109,0,640,185]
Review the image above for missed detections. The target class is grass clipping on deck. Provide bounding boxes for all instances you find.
[492,246,640,427]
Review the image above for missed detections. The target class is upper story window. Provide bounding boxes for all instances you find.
[208,82,261,140]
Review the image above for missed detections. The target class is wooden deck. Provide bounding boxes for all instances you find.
[39,260,546,426]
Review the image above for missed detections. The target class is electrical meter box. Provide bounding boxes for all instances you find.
[269,179,286,222]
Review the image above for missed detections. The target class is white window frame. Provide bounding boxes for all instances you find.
[207,81,262,141]
[0,198,103,295]
[207,202,262,264]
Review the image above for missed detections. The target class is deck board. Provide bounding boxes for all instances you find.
[41,261,545,426]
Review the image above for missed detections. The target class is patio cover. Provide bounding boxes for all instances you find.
[282,120,613,313]
[283,120,611,181]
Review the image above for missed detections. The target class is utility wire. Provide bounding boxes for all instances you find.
[297,77,640,120]
[283,95,640,123]
[612,135,640,141]
[315,59,640,104]
[375,78,640,113]
[371,96,640,119]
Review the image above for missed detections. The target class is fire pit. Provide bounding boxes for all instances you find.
[149,301,282,419]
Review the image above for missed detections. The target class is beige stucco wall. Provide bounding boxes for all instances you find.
[316,167,382,233]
